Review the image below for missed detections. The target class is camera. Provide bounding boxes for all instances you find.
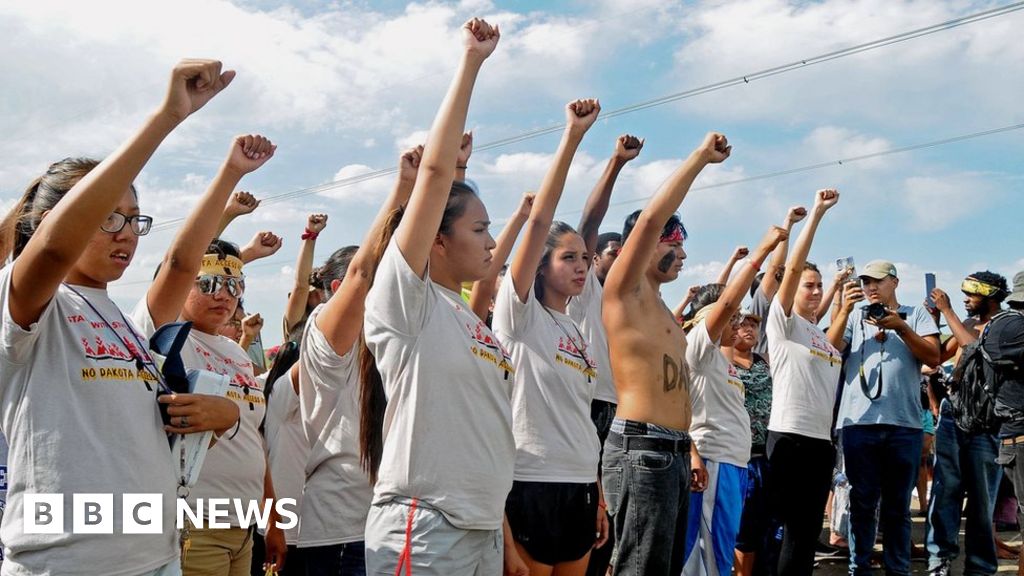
[863,302,907,321]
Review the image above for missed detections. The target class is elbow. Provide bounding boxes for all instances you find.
[163,253,195,276]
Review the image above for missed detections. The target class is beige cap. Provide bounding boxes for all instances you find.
[860,260,898,280]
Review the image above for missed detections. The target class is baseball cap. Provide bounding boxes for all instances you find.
[860,260,898,280]
[1008,271,1024,306]
[739,308,762,323]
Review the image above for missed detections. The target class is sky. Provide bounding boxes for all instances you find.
[2,0,1022,347]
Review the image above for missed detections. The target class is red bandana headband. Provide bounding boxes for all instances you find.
[660,226,684,244]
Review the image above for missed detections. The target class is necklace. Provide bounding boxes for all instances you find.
[542,305,595,381]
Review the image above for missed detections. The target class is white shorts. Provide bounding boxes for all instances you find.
[364,498,502,576]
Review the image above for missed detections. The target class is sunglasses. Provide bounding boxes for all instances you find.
[961,278,1000,298]
[101,212,153,235]
[195,274,245,298]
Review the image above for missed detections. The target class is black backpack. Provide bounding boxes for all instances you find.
[949,310,1024,434]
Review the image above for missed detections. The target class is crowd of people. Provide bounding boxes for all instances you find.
[0,16,1023,576]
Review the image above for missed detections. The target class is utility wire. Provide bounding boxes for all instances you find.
[150,1,1024,232]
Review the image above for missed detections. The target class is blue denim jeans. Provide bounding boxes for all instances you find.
[602,419,691,576]
[303,541,366,576]
[842,424,922,576]
[926,400,1000,575]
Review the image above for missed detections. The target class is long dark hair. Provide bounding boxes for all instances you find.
[0,158,112,263]
[358,206,405,484]
[534,221,579,302]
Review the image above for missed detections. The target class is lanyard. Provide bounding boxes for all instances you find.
[63,283,171,394]
[858,318,884,401]
[543,305,595,383]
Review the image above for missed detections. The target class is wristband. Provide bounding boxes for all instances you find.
[748,258,762,271]
[598,501,607,510]
[301,228,318,241]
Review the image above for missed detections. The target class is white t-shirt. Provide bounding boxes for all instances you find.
[262,371,306,545]
[133,303,267,528]
[567,267,616,404]
[766,299,843,440]
[0,264,177,575]
[493,276,600,483]
[363,242,515,530]
[297,305,371,547]
[685,321,751,467]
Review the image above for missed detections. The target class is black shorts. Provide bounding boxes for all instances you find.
[505,480,599,565]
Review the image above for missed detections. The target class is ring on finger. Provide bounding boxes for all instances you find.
[180,415,190,428]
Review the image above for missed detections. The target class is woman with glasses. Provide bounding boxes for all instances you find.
[131,133,285,576]
[0,60,239,576]
[681,226,788,576]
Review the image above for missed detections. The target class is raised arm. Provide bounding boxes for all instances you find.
[145,134,276,328]
[283,213,328,335]
[759,206,807,300]
[240,231,283,264]
[8,59,233,329]
[931,288,976,363]
[577,134,643,254]
[470,192,533,320]
[777,189,839,316]
[393,18,499,277]
[509,99,599,301]
[672,285,700,322]
[827,281,865,351]
[455,132,473,183]
[706,227,788,342]
[604,132,731,299]
[716,246,748,285]
[216,191,260,237]
[316,146,422,354]
[816,267,851,323]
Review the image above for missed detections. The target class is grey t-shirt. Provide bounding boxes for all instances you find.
[0,264,177,575]
[750,287,772,358]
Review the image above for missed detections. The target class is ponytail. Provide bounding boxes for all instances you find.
[358,206,405,484]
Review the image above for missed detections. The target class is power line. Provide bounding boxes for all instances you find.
[149,1,1024,232]
[112,256,293,287]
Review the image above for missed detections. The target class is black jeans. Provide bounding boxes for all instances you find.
[766,431,835,576]
[586,399,617,576]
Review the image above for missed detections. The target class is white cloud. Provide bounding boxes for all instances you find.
[902,173,997,231]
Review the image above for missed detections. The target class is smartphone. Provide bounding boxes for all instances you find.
[925,273,937,308]
[836,256,859,286]
[246,333,267,373]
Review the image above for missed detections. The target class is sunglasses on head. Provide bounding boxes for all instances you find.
[961,278,1000,298]
[195,274,245,298]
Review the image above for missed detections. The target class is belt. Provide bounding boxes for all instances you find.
[607,431,690,453]
[1002,434,1024,446]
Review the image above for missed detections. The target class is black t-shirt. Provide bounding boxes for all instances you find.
[986,311,1024,437]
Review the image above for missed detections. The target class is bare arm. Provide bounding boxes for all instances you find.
[146,135,276,328]
[10,60,233,328]
[827,282,865,351]
[777,190,838,316]
[283,213,328,334]
[759,206,807,300]
[604,133,731,300]
[816,269,850,323]
[577,134,643,254]
[509,99,599,302]
[469,193,532,320]
[716,246,748,285]
[672,285,700,322]
[316,146,422,355]
[240,231,283,264]
[393,19,499,277]
[706,228,787,343]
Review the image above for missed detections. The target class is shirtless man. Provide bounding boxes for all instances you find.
[601,132,731,576]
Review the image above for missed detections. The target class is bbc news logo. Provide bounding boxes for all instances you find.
[23,494,298,534]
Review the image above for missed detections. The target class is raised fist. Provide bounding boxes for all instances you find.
[566,99,601,134]
[696,132,731,164]
[306,213,328,234]
[786,206,807,224]
[243,231,283,262]
[760,225,789,249]
[225,191,260,218]
[815,188,840,211]
[399,145,424,182]
[516,192,536,220]
[457,132,474,167]
[615,134,644,162]
[463,18,500,60]
[242,313,264,338]
[226,134,276,175]
[731,246,750,261]
[160,59,235,124]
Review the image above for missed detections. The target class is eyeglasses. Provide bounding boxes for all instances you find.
[195,274,245,298]
[961,278,1000,297]
[101,212,153,235]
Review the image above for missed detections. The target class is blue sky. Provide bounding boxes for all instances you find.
[2,0,1021,346]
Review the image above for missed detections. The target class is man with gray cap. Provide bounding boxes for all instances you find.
[826,260,940,576]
